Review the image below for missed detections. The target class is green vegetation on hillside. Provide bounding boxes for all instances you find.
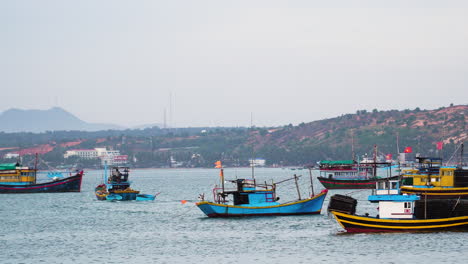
[0,105,466,168]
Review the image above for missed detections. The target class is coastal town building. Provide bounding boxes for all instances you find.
[249,158,266,167]
[64,148,127,165]
[3,153,20,159]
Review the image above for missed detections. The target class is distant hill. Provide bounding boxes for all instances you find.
[248,105,467,163]
[0,105,466,167]
[0,107,124,133]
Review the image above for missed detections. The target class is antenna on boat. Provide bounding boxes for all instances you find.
[351,129,356,161]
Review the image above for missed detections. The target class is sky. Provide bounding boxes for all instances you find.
[1,0,467,128]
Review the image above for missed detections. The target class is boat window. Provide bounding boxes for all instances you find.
[377,182,384,189]
[391,182,397,189]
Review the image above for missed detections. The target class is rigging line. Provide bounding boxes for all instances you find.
[446,143,462,165]
[344,189,369,196]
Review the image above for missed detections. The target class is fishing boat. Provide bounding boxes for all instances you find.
[196,162,328,217]
[0,162,83,193]
[400,156,468,198]
[328,179,468,233]
[95,166,156,201]
[317,159,398,189]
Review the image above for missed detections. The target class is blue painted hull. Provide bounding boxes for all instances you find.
[196,190,328,217]
[98,192,156,201]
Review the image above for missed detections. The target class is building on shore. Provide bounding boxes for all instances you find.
[64,148,127,165]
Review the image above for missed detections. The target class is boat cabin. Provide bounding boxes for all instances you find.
[107,166,130,191]
[401,157,468,188]
[219,179,277,206]
[0,163,36,185]
[369,180,420,219]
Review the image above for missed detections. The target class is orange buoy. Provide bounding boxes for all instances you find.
[181,200,187,204]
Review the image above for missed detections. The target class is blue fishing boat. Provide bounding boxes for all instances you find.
[196,162,328,217]
[95,166,156,201]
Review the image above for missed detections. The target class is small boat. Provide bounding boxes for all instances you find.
[196,162,328,217]
[400,156,468,198]
[95,166,156,201]
[0,162,83,193]
[328,179,468,233]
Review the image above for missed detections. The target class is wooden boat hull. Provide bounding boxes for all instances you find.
[331,211,468,233]
[400,186,468,199]
[318,176,399,189]
[0,173,83,193]
[196,190,327,217]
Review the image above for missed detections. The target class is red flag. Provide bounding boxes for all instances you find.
[404,147,412,153]
[436,141,443,150]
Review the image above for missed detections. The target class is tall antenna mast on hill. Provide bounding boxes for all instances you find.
[250,112,255,180]
[169,91,173,128]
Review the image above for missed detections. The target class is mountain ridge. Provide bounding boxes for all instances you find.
[0,107,124,133]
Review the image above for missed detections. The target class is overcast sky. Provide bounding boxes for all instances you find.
[1,0,467,128]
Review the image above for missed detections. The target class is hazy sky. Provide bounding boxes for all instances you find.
[1,0,467,127]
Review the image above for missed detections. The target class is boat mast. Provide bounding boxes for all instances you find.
[104,161,108,186]
[373,145,377,179]
[351,129,356,161]
[294,174,302,200]
[34,153,38,184]
[308,167,315,197]
[460,143,465,168]
[220,168,225,203]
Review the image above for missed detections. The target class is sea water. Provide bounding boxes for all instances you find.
[1,168,467,264]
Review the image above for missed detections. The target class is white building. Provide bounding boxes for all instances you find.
[64,149,98,159]
[3,153,20,159]
[64,148,127,165]
[249,158,266,167]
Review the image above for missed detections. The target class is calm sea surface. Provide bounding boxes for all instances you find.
[1,168,467,264]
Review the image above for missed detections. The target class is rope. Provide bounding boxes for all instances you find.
[173,203,197,217]
[344,189,369,196]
